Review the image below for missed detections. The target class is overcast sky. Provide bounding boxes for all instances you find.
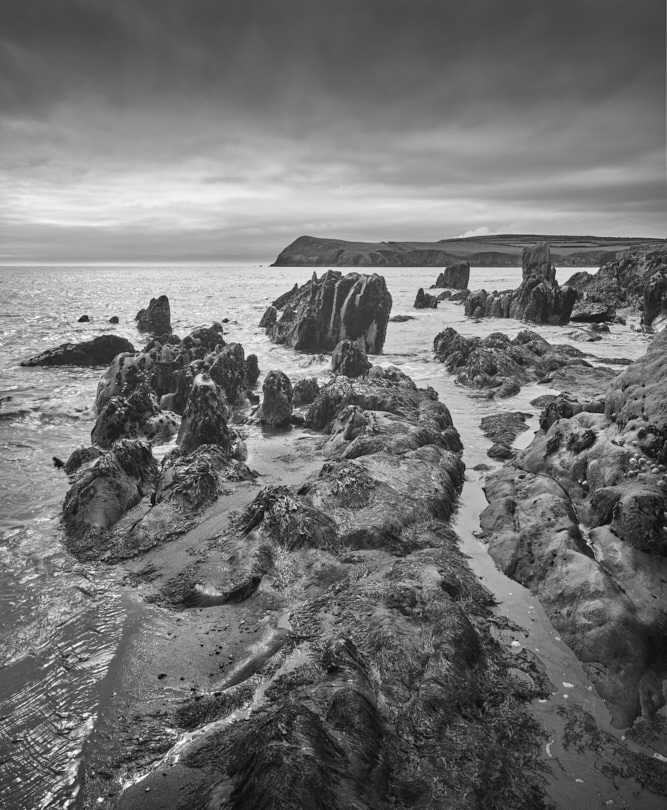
[0,0,664,263]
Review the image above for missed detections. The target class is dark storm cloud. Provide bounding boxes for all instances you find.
[0,0,664,262]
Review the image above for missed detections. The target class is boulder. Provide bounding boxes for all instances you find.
[21,335,135,368]
[331,340,372,379]
[135,295,171,334]
[245,354,260,388]
[433,261,470,290]
[413,288,438,309]
[177,374,233,455]
[570,302,616,323]
[77,314,90,322]
[108,316,119,324]
[259,370,293,427]
[62,439,158,540]
[264,271,392,354]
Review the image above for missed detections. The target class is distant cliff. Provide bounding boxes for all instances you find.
[272,234,666,268]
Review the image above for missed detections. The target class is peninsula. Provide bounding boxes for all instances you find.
[272,234,666,268]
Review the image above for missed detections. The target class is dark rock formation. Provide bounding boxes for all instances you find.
[464,242,577,324]
[91,384,179,448]
[209,343,247,405]
[259,370,293,427]
[433,326,597,396]
[135,295,171,334]
[566,245,667,329]
[77,314,90,322]
[433,260,470,289]
[480,329,667,727]
[62,439,158,544]
[293,376,320,406]
[413,287,438,308]
[245,354,260,388]
[570,302,616,323]
[262,271,392,354]
[177,374,233,455]
[331,340,372,378]
[21,335,135,368]
[108,315,119,324]
[258,305,277,329]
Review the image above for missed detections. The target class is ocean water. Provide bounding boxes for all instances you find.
[0,264,652,808]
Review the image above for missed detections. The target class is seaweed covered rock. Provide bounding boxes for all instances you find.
[263,270,393,354]
[177,374,233,455]
[62,439,158,542]
[21,334,135,367]
[259,370,293,427]
[464,242,577,324]
[135,295,171,334]
[433,260,470,290]
[331,340,372,379]
[293,376,320,406]
[91,384,178,448]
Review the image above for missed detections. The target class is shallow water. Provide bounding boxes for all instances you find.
[0,263,653,808]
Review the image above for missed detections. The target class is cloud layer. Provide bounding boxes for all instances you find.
[0,0,664,262]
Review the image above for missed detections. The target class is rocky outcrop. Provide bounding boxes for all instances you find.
[413,287,438,308]
[94,323,253,416]
[21,335,135,367]
[293,376,320,406]
[570,302,616,323]
[480,328,667,726]
[433,326,598,396]
[331,340,372,378]
[91,384,178,448]
[433,260,470,290]
[135,295,171,334]
[262,270,392,354]
[62,439,158,545]
[259,370,293,427]
[465,242,577,325]
[565,245,667,329]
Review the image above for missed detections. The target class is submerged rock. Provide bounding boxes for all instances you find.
[21,335,135,367]
[262,270,393,354]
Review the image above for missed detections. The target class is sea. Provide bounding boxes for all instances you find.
[0,264,653,809]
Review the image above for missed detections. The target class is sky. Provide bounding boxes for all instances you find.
[0,0,664,263]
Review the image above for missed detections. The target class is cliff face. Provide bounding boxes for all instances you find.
[272,234,666,268]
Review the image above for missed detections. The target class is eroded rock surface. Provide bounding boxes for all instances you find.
[135,295,171,334]
[413,287,438,308]
[481,328,667,726]
[433,260,470,290]
[261,270,392,354]
[259,370,293,427]
[331,340,372,378]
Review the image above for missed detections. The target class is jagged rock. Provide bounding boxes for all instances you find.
[264,271,392,354]
[91,384,179,448]
[21,335,135,368]
[62,439,158,541]
[331,340,372,379]
[209,343,248,405]
[77,314,90,322]
[259,370,293,427]
[433,261,470,290]
[135,295,171,334]
[259,306,278,329]
[63,446,103,475]
[433,327,590,395]
[413,288,438,309]
[465,242,577,324]
[293,377,320,406]
[177,374,233,455]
